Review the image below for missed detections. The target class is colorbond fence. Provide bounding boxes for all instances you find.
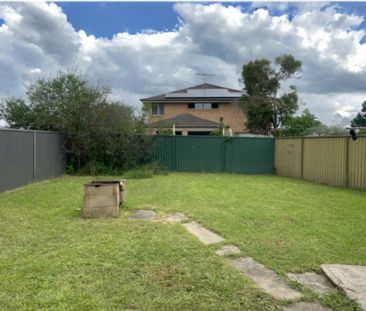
[154,136,274,174]
[0,128,65,192]
[275,136,366,190]
[2,130,365,192]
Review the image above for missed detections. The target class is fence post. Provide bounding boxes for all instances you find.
[33,131,37,181]
[345,137,350,187]
[300,137,304,179]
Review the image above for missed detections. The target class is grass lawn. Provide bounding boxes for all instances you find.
[0,173,365,310]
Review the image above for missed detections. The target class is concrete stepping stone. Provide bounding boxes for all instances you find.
[163,212,187,223]
[230,257,302,300]
[287,272,336,295]
[182,221,224,245]
[216,245,241,256]
[321,264,366,311]
[128,210,156,221]
[283,302,333,311]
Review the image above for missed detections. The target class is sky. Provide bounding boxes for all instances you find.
[1,2,366,125]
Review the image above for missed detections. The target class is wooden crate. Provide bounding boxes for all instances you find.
[82,180,125,218]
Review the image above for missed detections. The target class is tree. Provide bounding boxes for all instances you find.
[24,71,110,167]
[0,98,34,129]
[241,54,302,135]
[278,108,321,137]
[351,100,366,127]
[210,117,227,136]
[1,71,152,172]
[311,125,348,136]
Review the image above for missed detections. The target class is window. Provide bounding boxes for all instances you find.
[152,103,164,116]
[187,103,219,109]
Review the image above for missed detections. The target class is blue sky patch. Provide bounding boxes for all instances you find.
[58,2,366,40]
[59,2,179,38]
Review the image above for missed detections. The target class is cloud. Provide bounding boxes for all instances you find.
[0,1,365,124]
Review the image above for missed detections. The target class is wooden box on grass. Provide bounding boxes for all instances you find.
[82,180,126,218]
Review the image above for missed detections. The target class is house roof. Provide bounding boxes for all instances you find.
[141,83,243,103]
[147,113,220,129]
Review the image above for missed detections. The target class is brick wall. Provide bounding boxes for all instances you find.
[148,102,248,133]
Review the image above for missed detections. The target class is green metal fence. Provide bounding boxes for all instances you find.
[153,136,274,174]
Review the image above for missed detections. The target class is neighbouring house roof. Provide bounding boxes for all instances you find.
[147,113,220,129]
[141,83,244,103]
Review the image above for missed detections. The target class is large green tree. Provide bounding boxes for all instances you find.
[351,100,366,127]
[0,98,34,128]
[241,55,302,135]
[278,108,321,137]
[0,71,151,172]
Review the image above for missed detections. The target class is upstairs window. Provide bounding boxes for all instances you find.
[187,103,219,109]
[152,103,164,116]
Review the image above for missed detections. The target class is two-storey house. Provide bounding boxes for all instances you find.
[141,83,248,135]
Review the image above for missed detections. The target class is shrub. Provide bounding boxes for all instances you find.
[1,71,154,173]
[123,167,154,179]
[150,162,169,175]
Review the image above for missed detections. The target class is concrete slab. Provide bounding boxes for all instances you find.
[216,245,241,256]
[128,210,156,221]
[182,221,224,245]
[230,257,302,300]
[321,264,366,311]
[283,302,333,311]
[164,212,187,223]
[287,272,336,295]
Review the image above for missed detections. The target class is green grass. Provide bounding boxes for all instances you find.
[0,173,365,310]
[123,167,154,179]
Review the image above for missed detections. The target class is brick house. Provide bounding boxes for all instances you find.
[141,83,248,136]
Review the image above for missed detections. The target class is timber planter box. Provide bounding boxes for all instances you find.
[82,180,126,218]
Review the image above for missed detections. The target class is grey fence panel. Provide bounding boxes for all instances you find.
[0,130,34,192]
[35,132,65,181]
[0,129,65,192]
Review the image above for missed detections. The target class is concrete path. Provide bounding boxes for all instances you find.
[216,245,241,256]
[287,272,336,295]
[127,210,337,308]
[230,257,302,300]
[128,210,157,221]
[283,302,333,311]
[182,221,224,245]
[321,264,366,311]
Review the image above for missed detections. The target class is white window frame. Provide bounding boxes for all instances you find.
[152,103,164,116]
[188,103,218,110]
